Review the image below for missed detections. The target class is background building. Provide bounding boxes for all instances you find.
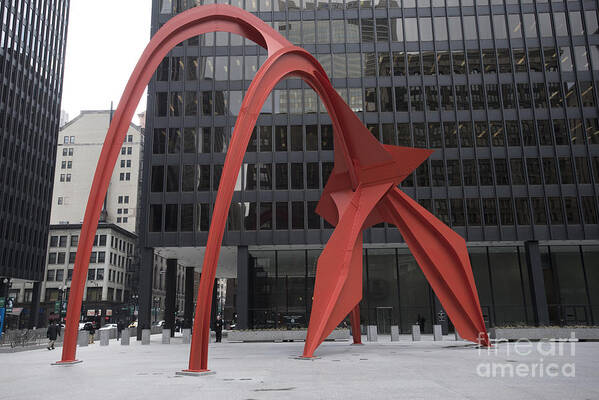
[140,0,599,335]
[52,110,143,232]
[0,0,70,328]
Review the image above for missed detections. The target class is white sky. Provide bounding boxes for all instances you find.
[60,1,152,125]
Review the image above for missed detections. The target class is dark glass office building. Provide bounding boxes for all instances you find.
[143,0,599,334]
[0,0,70,307]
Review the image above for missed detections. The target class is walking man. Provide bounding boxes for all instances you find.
[215,315,223,343]
[47,321,60,350]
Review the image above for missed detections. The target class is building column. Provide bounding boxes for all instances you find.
[137,247,154,340]
[524,240,549,326]
[165,259,177,337]
[236,245,249,329]
[28,281,42,329]
[184,267,194,329]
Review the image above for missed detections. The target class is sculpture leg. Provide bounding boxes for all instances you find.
[303,183,391,357]
[349,305,362,344]
[381,187,490,346]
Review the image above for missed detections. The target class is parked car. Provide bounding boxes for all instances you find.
[128,320,138,328]
[99,323,118,330]
[154,320,165,328]
[79,322,87,331]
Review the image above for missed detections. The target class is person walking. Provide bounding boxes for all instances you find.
[46,321,60,350]
[214,315,223,343]
[117,320,124,341]
[86,322,96,344]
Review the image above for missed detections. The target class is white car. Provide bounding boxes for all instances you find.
[99,323,118,330]
[78,322,87,331]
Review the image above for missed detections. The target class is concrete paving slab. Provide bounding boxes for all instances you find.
[3,333,598,400]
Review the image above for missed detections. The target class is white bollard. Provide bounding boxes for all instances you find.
[433,325,442,341]
[142,329,151,345]
[390,325,400,342]
[121,328,130,345]
[411,325,421,341]
[182,328,191,344]
[162,329,171,344]
[78,330,88,347]
[100,329,109,346]
[367,325,378,342]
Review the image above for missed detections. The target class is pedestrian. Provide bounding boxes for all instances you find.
[46,321,60,350]
[86,322,96,344]
[214,315,223,343]
[117,320,124,341]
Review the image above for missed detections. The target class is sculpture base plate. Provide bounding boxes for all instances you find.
[176,370,215,377]
[293,355,321,360]
[52,360,82,366]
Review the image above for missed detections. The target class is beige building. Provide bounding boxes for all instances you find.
[51,110,143,232]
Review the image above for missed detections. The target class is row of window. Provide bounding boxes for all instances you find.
[47,250,131,268]
[60,160,72,169]
[50,234,132,253]
[48,251,105,265]
[160,47,596,86]
[150,154,599,194]
[62,135,75,144]
[155,79,598,119]
[121,146,133,155]
[152,118,599,159]
[59,173,71,182]
[162,10,599,46]
[119,172,131,181]
[117,195,130,204]
[61,147,73,156]
[120,159,132,168]
[163,0,594,14]
[148,194,598,232]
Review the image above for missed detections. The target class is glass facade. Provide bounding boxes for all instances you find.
[246,245,598,332]
[0,0,70,280]
[145,0,599,330]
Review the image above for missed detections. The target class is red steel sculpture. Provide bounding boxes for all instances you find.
[58,4,491,370]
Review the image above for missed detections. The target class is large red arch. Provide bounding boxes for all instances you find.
[58,5,490,370]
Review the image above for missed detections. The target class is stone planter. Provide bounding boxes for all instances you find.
[489,327,599,341]
[227,329,349,342]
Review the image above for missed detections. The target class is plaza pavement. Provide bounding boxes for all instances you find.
[2,333,597,400]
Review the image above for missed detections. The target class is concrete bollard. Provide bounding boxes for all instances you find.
[162,329,171,344]
[433,325,442,341]
[142,329,151,345]
[182,328,191,344]
[121,328,130,345]
[367,325,378,342]
[390,325,400,342]
[100,329,109,346]
[411,325,421,341]
[78,330,88,347]
[454,330,462,341]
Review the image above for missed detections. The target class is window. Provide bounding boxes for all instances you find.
[47,269,55,281]
[58,197,63,205]
[71,236,79,248]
